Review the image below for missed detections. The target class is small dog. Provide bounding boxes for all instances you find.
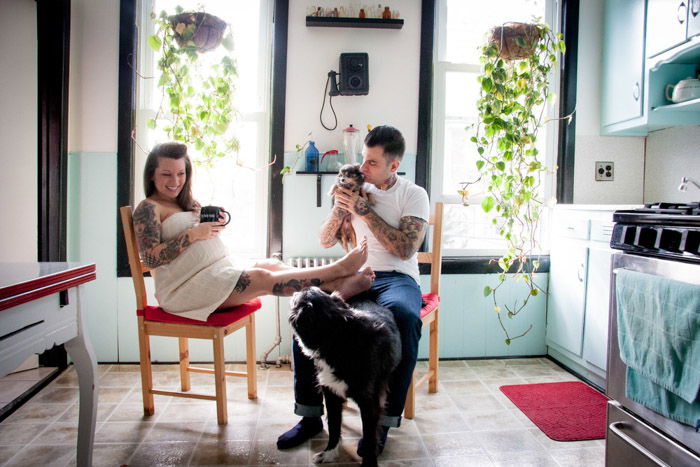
[329,164,371,251]
[289,287,401,467]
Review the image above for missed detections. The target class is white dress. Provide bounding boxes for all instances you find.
[153,211,243,321]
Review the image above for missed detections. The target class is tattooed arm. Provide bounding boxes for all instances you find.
[333,187,427,259]
[133,200,217,268]
[319,206,348,248]
[360,212,427,260]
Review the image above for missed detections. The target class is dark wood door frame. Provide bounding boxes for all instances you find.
[37,0,71,367]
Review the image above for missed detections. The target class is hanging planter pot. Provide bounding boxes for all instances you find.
[489,22,541,60]
[169,12,227,52]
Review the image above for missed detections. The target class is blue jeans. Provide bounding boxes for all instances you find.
[291,271,423,427]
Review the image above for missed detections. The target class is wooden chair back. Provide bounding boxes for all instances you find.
[417,202,444,295]
[120,206,152,310]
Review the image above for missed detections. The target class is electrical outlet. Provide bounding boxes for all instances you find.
[595,161,614,181]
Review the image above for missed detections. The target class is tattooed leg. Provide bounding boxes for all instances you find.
[271,278,323,296]
[233,272,252,293]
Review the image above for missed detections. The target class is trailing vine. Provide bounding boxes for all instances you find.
[469,21,565,344]
[147,6,238,167]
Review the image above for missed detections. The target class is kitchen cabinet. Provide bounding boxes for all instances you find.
[601,0,700,135]
[689,0,700,37]
[581,221,614,371]
[646,0,689,57]
[546,207,620,389]
[601,0,646,128]
[546,222,588,356]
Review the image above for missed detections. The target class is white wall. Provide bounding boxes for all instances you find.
[0,0,37,261]
[573,0,645,205]
[68,0,120,152]
[284,0,421,154]
[645,126,700,202]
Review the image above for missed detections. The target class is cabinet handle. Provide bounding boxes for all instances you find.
[692,0,699,16]
[577,263,585,282]
[678,1,687,22]
[608,421,670,466]
[632,82,640,101]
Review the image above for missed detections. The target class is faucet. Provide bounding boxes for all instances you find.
[677,176,700,192]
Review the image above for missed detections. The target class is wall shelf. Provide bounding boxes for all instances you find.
[651,97,700,113]
[305,16,403,29]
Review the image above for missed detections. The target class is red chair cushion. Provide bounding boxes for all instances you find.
[420,293,440,319]
[137,298,261,326]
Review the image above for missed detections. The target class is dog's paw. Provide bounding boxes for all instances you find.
[312,446,340,464]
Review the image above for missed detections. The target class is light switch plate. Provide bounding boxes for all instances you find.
[595,161,614,181]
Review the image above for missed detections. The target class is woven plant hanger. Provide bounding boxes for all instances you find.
[489,22,540,60]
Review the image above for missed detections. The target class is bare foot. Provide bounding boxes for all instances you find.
[336,267,374,300]
[334,237,368,275]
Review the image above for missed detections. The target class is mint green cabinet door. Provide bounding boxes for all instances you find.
[582,247,613,371]
[546,243,588,356]
[646,0,689,57]
[602,0,646,126]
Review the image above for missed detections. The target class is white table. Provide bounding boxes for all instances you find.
[0,263,97,467]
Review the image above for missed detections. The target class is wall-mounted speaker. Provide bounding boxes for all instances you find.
[339,53,369,95]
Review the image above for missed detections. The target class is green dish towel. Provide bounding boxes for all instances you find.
[616,269,700,428]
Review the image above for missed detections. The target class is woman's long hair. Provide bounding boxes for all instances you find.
[143,142,196,211]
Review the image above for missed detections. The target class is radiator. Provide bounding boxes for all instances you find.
[285,256,340,268]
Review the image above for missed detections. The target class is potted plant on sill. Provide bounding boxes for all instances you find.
[467,20,566,344]
[146,6,238,168]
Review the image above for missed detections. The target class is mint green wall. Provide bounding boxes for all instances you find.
[68,152,119,361]
[417,274,548,358]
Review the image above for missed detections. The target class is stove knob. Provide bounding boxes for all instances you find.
[659,228,682,252]
[684,230,700,255]
[637,227,658,249]
[622,225,637,246]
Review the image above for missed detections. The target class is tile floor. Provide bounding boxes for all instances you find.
[0,358,606,466]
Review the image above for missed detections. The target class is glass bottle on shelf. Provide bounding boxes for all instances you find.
[305,141,319,172]
[343,124,361,165]
[382,6,391,19]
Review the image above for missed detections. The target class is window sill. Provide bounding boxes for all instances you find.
[419,255,550,275]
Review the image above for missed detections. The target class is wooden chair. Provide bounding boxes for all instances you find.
[404,202,443,419]
[120,206,260,425]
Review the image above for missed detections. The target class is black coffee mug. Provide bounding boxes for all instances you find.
[200,206,231,225]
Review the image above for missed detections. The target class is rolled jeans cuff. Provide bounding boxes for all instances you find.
[294,402,324,418]
[380,414,401,428]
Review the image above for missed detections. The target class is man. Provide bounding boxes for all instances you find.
[277,125,430,455]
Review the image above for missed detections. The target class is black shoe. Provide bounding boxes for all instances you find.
[356,426,389,457]
[276,417,323,449]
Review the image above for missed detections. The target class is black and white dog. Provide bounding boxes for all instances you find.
[289,287,401,467]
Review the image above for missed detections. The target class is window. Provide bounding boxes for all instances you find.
[431,0,559,256]
[134,0,273,260]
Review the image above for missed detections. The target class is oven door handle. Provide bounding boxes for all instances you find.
[608,421,671,466]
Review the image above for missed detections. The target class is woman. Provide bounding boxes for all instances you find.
[133,142,372,322]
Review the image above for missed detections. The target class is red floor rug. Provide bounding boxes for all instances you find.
[499,381,608,441]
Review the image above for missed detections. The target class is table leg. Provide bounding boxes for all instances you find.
[64,289,98,467]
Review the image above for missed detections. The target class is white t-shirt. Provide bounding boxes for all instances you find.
[350,176,430,284]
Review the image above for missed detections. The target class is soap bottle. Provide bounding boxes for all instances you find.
[305,141,319,172]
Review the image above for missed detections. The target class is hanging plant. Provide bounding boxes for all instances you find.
[469,21,566,344]
[146,6,238,167]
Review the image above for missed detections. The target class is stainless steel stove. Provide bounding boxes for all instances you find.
[610,202,700,263]
[606,202,700,466]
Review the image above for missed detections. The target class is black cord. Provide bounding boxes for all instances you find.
[320,73,338,131]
